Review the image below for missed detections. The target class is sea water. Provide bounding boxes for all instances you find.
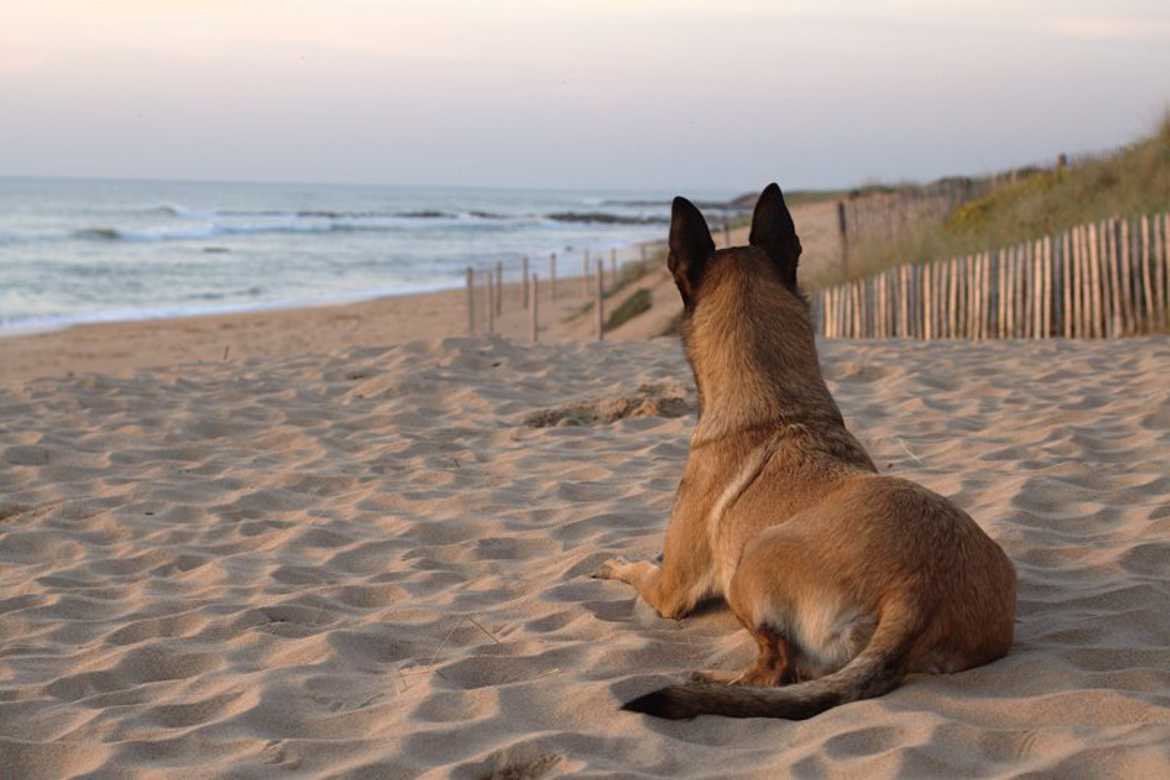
[0,177,737,334]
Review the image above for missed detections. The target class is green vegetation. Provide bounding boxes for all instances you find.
[563,249,663,324]
[842,114,1170,282]
[605,288,652,330]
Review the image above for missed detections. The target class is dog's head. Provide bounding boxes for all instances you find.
[667,182,802,310]
[667,184,818,423]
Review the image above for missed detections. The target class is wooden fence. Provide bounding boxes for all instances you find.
[814,212,1170,339]
[466,244,653,342]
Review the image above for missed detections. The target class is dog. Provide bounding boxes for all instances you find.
[592,184,1016,719]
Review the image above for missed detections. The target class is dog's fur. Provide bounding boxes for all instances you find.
[592,184,1016,719]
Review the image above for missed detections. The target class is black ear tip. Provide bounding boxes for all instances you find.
[763,182,782,199]
[671,196,696,216]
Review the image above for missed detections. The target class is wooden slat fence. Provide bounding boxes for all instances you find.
[815,212,1170,339]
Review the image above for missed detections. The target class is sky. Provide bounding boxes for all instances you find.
[3,1,1170,192]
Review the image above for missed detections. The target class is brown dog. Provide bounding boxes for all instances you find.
[593,184,1016,719]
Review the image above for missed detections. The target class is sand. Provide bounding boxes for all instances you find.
[3,331,1170,778]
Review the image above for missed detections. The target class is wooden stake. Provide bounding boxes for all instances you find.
[495,261,503,316]
[1163,214,1170,329]
[1024,243,1033,338]
[1073,227,1085,338]
[1140,216,1153,332]
[855,279,864,338]
[550,253,558,301]
[969,255,979,340]
[466,266,475,336]
[1011,245,1022,338]
[486,267,495,335]
[1089,222,1103,338]
[981,252,991,339]
[522,255,530,309]
[839,284,847,339]
[948,258,958,338]
[1062,231,1073,338]
[610,249,617,291]
[1118,218,1127,334]
[1048,235,1057,339]
[1155,214,1168,330]
[822,288,831,338]
[923,262,932,339]
[530,273,539,343]
[904,265,913,337]
[594,263,604,341]
[843,283,852,338]
[1107,219,1122,336]
[992,250,1002,338]
[937,261,947,339]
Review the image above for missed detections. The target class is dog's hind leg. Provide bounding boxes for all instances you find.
[691,624,797,687]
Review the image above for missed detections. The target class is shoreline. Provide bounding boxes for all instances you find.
[0,265,667,385]
[0,198,853,385]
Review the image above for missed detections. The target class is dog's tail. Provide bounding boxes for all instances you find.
[622,606,918,720]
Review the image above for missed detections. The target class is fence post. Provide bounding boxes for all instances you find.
[1061,232,1072,338]
[945,260,955,338]
[1105,219,1120,337]
[594,262,605,341]
[610,249,617,291]
[1155,214,1168,330]
[1073,227,1084,338]
[530,273,539,343]
[1140,216,1154,332]
[1043,235,1053,338]
[995,249,1006,338]
[550,252,557,302]
[486,266,495,335]
[522,255,530,309]
[1163,214,1170,329]
[963,255,974,340]
[1120,218,1134,334]
[1089,222,1103,338]
[923,263,932,339]
[825,288,834,338]
[1034,240,1044,338]
[1020,244,1030,338]
[495,261,503,316]
[466,266,476,336]
[724,221,732,246]
[837,201,849,279]
[983,252,993,339]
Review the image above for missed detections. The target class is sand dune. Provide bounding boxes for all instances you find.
[2,335,1170,777]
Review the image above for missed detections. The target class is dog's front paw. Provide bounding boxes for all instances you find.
[591,557,630,581]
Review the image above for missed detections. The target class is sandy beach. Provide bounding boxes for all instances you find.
[3,329,1170,777]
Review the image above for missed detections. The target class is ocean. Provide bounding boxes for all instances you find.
[0,177,738,334]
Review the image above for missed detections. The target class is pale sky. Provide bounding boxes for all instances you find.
[3,1,1169,191]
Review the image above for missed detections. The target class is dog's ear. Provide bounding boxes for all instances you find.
[749,182,802,289]
[667,196,715,307]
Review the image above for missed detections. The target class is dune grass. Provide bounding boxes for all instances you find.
[840,114,1170,282]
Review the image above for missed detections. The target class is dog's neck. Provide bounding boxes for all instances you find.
[685,277,848,449]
